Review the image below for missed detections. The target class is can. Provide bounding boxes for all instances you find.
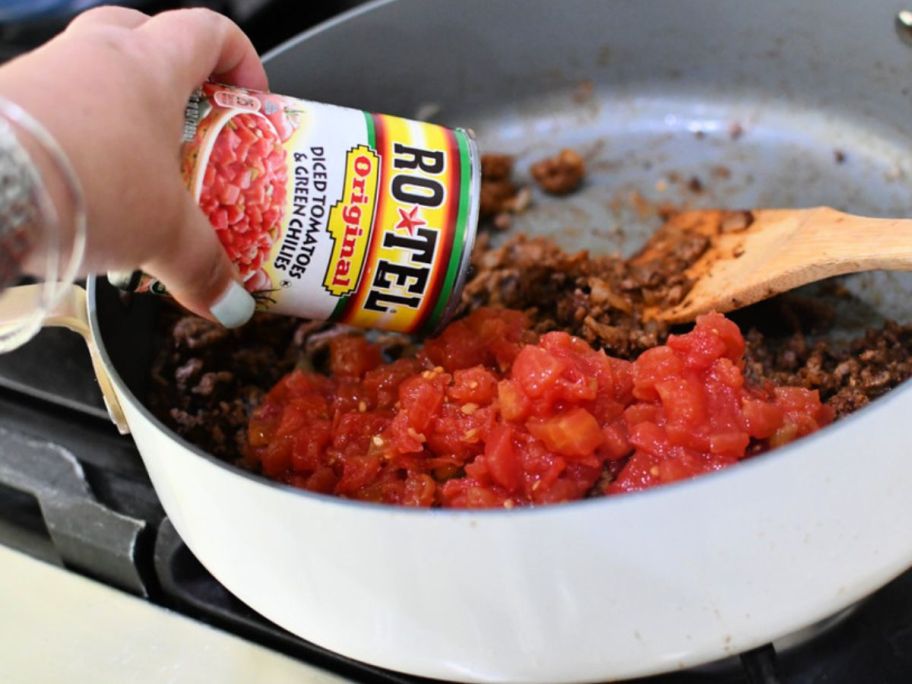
[115,82,480,334]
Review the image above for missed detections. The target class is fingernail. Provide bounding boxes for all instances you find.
[209,280,255,328]
[107,270,142,291]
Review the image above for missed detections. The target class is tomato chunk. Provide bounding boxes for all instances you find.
[527,408,603,458]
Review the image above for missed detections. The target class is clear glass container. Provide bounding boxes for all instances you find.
[0,97,86,352]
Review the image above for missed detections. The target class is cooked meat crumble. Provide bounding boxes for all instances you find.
[479,153,522,219]
[742,317,912,417]
[529,148,586,195]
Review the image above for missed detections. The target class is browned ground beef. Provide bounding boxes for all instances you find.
[529,148,586,195]
[147,313,303,460]
[459,209,725,358]
[742,315,912,417]
[479,153,521,218]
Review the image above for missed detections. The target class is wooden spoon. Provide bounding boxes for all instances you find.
[644,206,912,324]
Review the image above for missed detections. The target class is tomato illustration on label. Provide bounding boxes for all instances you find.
[198,111,288,292]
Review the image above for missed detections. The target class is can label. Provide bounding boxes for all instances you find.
[135,83,479,334]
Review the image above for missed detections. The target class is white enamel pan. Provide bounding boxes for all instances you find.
[5,0,912,681]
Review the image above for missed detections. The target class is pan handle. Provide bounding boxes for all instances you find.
[0,284,129,434]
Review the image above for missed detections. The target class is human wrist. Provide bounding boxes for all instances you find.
[0,96,86,351]
[0,95,86,276]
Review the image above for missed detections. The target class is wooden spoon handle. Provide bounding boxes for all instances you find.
[769,207,912,273]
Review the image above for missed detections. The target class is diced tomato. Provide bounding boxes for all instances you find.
[600,420,632,461]
[426,403,494,459]
[329,335,382,378]
[448,366,498,404]
[441,479,510,508]
[742,398,785,439]
[633,346,683,401]
[527,408,604,458]
[337,454,382,495]
[398,374,447,433]
[305,466,338,494]
[483,424,522,492]
[498,379,530,422]
[668,312,745,367]
[512,345,566,398]
[291,419,332,473]
[422,307,531,372]
[401,473,437,507]
[654,376,706,429]
[332,411,389,456]
[246,308,833,508]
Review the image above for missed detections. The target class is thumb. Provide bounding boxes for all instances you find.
[144,192,255,328]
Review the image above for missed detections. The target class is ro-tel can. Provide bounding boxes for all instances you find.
[118,82,480,334]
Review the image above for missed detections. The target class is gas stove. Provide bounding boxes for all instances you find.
[2,4,912,683]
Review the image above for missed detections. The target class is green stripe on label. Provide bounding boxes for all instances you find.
[329,295,349,320]
[364,111,376,149]
[422,130,472,334]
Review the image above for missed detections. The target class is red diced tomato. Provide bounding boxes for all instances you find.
[448,367,498,404]
[483,424,522,492]
[246,308,833,507]
[211,208,229,231]
[512,345,566,398]
[708,431,750,457]
[742,398,784,439]
[362,358,423,409]
[196,112,289,286]
[633,346,683,401]
[600,421,632,460]
[401,473,437,507]
[398,374,447,433]
[291,419,331,473]
[329,335,382,378]
[527,408,603,458]
[654,376,706,429]
[497,380,530,422]
[337,454,382,495]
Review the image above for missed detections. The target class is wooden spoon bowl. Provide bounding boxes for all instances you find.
[647,207,912,324]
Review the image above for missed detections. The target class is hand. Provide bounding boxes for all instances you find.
[0,6,268,327]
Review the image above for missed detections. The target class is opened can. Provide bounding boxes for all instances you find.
[116,83,480,334]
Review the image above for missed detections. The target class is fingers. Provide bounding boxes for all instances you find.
[59,5,265,330]
[67,6,150,31]
[143,190,255,328]
[139,8,268,92]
